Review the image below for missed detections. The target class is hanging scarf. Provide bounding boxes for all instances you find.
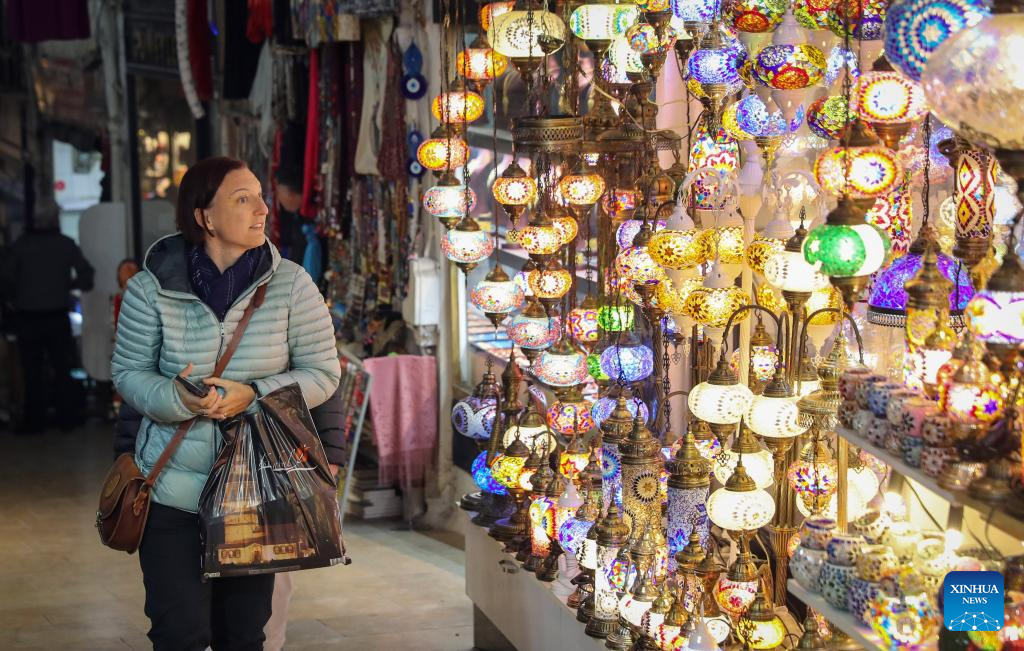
[302,222,323,283]
[187,244,268,321]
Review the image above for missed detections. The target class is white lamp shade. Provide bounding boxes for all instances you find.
[688,381,754,425]
[707,485,776,531]
[763,249,830,293]
[502,423,556,451]
[490,9,567,59]
[746,394,807,438]
[713,449,775,489]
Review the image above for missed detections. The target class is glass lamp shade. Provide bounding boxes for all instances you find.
[733,95,801,139]
[803,223,890,278]
[687,124,741,179]
[923,13,1024,149]
[592,395,649,428]
[615,245,667,286]
[787,451,838,512]
[684,285,750,328]
[723,0,786,33]
[479,1,515,32]
[417,136,469,172]
[966,288,1024,347]
[502,423,557,452]
[558,518,594,557]
[747,394,806,438]
[599,342,655,382]
[763,248,831,292]
[658,277,705,317]
[806,95,850,140]
[471,450,509,495]
[607,35,645,78]
[868,593,939,649]
[738,616,788,649]
[535,348,589,388]
[492,164,538,206]
[752,44,827,90]
[491,453,527,489]
[526,265,573,301]
[638,0,672,10]
[457,46,508,81]
[471,274,524,316]
[617,219,667,250]
[558,171,606,208]
[671,0,718,24]
[558,447,592,480]
[708,484,776,530]
[827,0,887,41]
[570,3,639,41]
[748,345,779,384]
[713,449,775,489]
[442,227,494,266]
[627,22,679,57]
[568,305,600,347]
[489,8,566,59]
[519,222,563,258]
[688,381,754,425]
[852,71,927,125]
[452,395,498,441]
[723,101,757,141]
[698,225,746,269]
[506,311,560,350]
[825,45,861,87]
[883,0,988,83]
[687,43,746,90]
[423,182,476,220]
[867,248,973,325]
[945,373,1005,426]
[603,189,640,220]
[793,0,833,28]
[649,228,708,270]
[813,145,903,199]
[597,304,636,332]
[431,88,485,124]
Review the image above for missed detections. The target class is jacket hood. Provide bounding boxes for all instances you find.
[143,233,280,295]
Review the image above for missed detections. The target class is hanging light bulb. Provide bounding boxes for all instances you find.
[592,389,649,428]
[548,390,596,440]
[442,217,495,272]
[527,259,573,309]
[965,248,1024,358]
[548,205,579,247]
[431,79,486,125]
[687,20,748,130]
[489,5,566,85]
[708,459,777,531]
[827,0,888,41]
[752,8,826,123]
[492,162,538,225]
[689,355,756,426]
[723,0,787,33]
[519,207,563,263]
[471,264,524,327]
[617,218,666,250]
[747,368,807,438]
[787,438,838,515]
[423,173,477,229]
[615,222,668,287]
[457,36,509,87]
[812,123,903,201]
[599,332,656,383]
[502,407,557,451]
[649,203,707,270]
[902,239,962,376]
[852,65,928,150]
[570,2,639,43]
[416,128,470,174]
[534,337,589,388]
[506,297,560,356]
[452,363,501,442]
[558,431,592,481]
[806,95,851,140]
[803,199,892,307]
[597,302,635,332]
[479,1,516,32]
[697,202,746,280]
[567,295,600,351]
[684,259,751,331]
[713,423,776,489]
[882,0,989,83]
[557,163,607,209]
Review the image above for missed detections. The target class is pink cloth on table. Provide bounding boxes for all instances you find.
[363,355,438,490]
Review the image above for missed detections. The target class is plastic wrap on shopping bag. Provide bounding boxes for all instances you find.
[199,383,349,578]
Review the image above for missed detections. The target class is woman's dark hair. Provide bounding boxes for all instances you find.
[175,156,247,245]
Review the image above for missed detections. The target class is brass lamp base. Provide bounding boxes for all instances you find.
[537,549,560,582]
[578,593,596,624]
[969,458,1017,503]
[470,492,513,528]
[585,613,617,638]
[459,491,484,512]
[830,276,871,312]
[523,550,543,571]
[605,619,634,649]
[490,515,526,543]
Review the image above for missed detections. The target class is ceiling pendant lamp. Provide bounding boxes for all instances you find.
[423,173,477,229]
[752,8,826,123]
[441,217,495,273]
[471,264,525,327]
[457,35,509,90]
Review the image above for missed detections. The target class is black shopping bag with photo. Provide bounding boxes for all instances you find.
[199,383,348,578]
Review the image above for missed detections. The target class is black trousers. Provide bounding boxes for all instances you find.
[139,504,275,651]
[13,310,74,431]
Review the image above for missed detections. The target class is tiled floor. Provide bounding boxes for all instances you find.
[0,424,473,650]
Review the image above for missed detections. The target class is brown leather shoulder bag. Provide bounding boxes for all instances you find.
[96,284,267,553]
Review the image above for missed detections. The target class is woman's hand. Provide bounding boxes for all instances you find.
[202,377,257,420]
[174,363,222,416]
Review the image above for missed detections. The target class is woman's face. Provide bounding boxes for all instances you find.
[195,167,269,250]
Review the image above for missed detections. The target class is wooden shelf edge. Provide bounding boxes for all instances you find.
[787,579,886,651]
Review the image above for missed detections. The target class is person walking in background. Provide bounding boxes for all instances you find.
[110,259,140,417]
[111,157,340,651]
[0,201,94,433]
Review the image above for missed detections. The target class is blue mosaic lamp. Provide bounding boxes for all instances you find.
[734,93,803,138]
[599,333,656,383]
[471,450,509,495]
[867,228,975,328]
[883,0,989,82]
[672,0,721,28]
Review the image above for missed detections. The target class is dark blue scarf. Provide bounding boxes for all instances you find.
[187,244,268,321]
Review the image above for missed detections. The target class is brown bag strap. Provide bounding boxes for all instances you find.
[141,283,269,491]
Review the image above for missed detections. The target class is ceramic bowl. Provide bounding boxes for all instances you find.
[902,436,924,468]
[850,508,891,544]
[856,544,898,582]
[827,533,867,567]
[792,545,828,593]
[866,417,890,448]
[818,561,857,610]
[848,577,883,625]
[921,446,959,477]
[799,516,838,551]
[922,414,955,447]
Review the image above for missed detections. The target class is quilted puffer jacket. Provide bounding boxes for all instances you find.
[111,234,341,513]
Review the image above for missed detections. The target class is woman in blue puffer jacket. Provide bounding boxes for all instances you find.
[112,157,341,651]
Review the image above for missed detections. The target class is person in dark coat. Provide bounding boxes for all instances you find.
[0,202,94,432]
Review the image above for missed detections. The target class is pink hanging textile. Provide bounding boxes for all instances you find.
[363,355,438,490]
